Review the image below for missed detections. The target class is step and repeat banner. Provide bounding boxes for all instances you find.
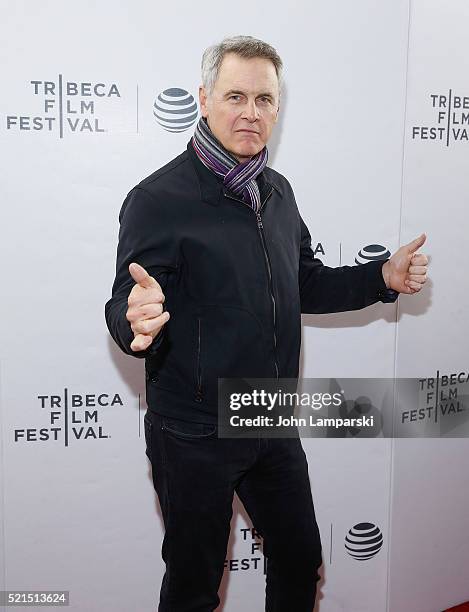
[1,1,468,611]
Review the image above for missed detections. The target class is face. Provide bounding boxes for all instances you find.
[199,52,280,163]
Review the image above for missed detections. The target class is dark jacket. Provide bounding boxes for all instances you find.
[105,140,398,424]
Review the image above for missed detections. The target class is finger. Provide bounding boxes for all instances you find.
[129,262,159,289]
[126,299,165,322]
[136,302,164,320]
[131,311,170,336]
[130,333,154,352]
[127,286,165,309]
[407,274,427,284]
[406,233,426,254]
[405,279,423,291]
[410,253,428,266]
[408,265,427,275]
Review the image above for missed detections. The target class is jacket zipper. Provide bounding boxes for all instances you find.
[195,316,203,401]
[223,188,279,380]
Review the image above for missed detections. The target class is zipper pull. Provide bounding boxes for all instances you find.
[256,212,263,229]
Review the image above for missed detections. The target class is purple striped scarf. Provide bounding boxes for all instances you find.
[191,116,268,212]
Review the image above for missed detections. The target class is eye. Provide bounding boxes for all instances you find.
[229,95,241,101]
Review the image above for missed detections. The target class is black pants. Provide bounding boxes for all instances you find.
[144,409,323,612]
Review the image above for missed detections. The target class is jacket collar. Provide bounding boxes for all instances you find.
[186,139,283,206]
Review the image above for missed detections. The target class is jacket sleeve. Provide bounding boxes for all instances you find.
[104,186,179,358]
[298,214,399,314]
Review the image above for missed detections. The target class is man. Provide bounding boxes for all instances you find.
[105,35,428,612]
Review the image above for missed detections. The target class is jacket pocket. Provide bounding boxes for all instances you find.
[193,305,269,405]
[195,316,203,402]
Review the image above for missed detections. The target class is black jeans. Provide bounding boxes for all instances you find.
[144,409,322,612]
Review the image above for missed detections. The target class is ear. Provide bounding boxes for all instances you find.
[199,85,208,118]
[274,104,280,123]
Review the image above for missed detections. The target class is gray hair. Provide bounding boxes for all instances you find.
[201,35,283,99]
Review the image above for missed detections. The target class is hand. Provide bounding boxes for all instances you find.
[381,233,429,294]
[126,262,170,351]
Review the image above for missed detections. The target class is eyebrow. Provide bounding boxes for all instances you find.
[224,89,275,99]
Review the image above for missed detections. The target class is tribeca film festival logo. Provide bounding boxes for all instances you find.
[412,90,469,145]
[402,371,468,426]
[224,527,267,574]
[13,389,124,446]
[345,522,383,561]
[153,87,198,133]
[5,76,121,137]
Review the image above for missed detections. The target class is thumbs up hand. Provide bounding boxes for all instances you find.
[126,262,170,351]
[381,233,429,294]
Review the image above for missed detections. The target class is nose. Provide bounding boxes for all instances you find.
[242,98,260,122]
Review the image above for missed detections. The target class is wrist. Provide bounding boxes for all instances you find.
[382,261,391,289]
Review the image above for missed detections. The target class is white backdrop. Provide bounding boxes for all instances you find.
[1,1,468,611]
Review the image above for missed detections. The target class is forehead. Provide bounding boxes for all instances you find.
[214,52,279,95]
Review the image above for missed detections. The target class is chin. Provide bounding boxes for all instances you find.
[235,146,262,159]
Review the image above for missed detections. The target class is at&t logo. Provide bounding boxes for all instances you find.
[355,244,391,265]
[345,522,383,561]
[153,87,198,133]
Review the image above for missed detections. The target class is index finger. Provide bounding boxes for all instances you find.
[410,253,428,266]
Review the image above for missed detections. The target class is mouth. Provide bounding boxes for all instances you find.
[236,129,259,135]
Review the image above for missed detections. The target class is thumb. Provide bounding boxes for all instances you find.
[406,233,426,254]
[129,262,157,289]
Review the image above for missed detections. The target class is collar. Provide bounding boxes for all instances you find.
[186,139,283,206]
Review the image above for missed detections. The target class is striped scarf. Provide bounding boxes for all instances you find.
[191,116,268,213]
